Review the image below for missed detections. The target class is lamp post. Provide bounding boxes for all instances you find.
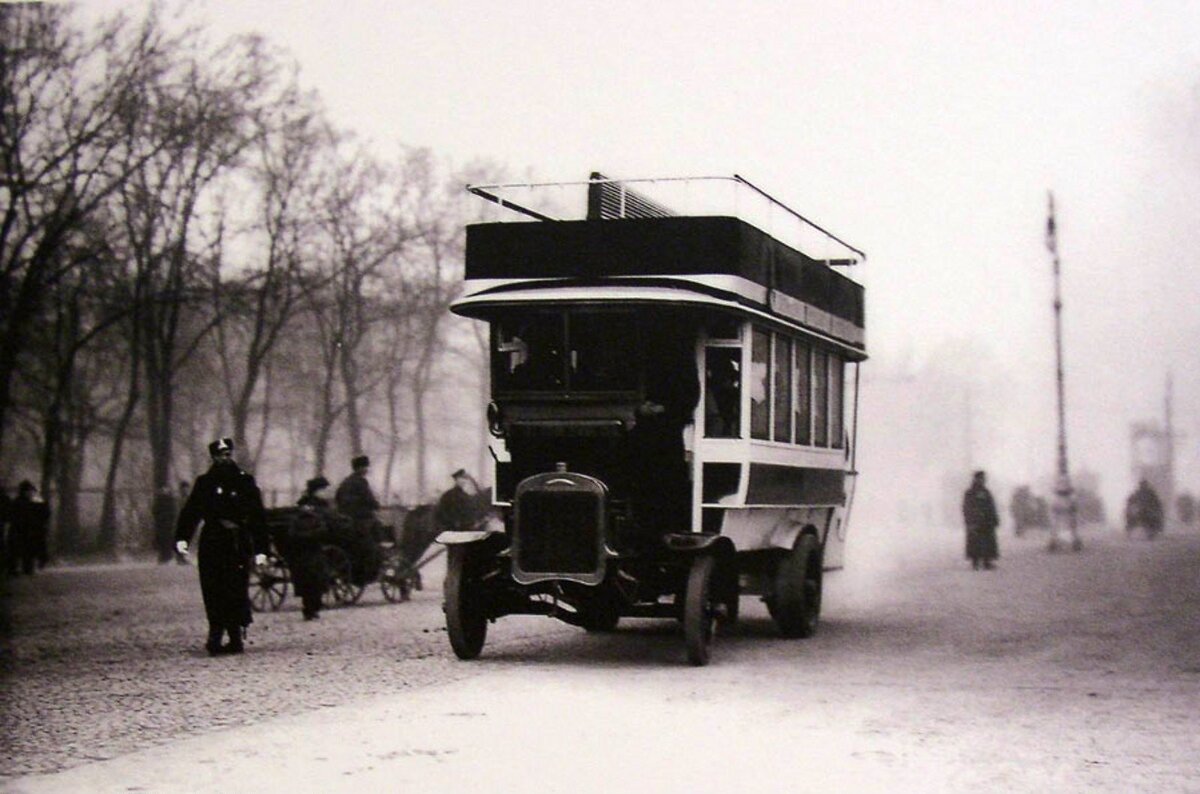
[1046,192,1081,552]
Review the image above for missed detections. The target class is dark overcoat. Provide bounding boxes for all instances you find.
[434,486,478,532]
[175,463,268,629]
[962,483,1000,561]
[335,473,379,522]
[10,494,50,572]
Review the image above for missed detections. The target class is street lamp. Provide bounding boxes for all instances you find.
[1045,191,1082,552]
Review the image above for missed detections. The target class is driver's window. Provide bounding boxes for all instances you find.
[492,315,564,391]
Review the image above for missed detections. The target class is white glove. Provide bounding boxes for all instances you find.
[176,540,189,555]
[254,553,268,567]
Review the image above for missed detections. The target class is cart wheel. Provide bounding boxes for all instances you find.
[684,555,716,666]
[380,555,411,603]
[444,546,487,659]
[320,545,355,608]
[770,533,822,638]
[250,556,289,612]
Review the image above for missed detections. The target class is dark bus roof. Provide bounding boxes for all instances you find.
[463,215,865,350]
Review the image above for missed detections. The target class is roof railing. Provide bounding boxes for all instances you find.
[466,174,866,266]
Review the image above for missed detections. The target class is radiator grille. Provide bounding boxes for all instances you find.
[516,490,601,574]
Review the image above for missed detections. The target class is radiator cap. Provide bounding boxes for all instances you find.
[555,462,568,472]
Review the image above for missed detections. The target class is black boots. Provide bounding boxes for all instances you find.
[206,625,224,656]
[224,625,244,654]
[206,624,244,655]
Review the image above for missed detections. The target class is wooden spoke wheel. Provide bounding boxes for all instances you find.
[444,546,487,660]
[379,552,413,603]
[249,556,289,612]
[319,545,359,608]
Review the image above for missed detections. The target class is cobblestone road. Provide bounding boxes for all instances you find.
[3,528,1200,791]
[0,554,572,777]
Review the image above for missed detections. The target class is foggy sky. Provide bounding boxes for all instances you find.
[81,0,1200,512]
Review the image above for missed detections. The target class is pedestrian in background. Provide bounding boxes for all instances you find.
[0,479,11,575]
[175,438,269,656]
[336,455,380,531]
[291,476,331,621]
[152,485,179,564]
[435,469,480,533]
[963,470,999,570]
[10,481,51,575]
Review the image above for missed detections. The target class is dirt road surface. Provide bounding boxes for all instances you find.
[2,528,1198,793]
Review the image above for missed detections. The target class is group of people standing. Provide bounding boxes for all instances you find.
[1,480,51,576]
[174,437,482,656]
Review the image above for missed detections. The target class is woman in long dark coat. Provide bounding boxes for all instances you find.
[175,438,269,655]
[962,470,1000,570]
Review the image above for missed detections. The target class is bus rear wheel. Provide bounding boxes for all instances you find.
[769,533,822,638]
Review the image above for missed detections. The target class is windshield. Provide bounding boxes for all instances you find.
[492,310,641,393]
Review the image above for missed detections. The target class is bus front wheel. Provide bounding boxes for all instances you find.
[444,546,487,659]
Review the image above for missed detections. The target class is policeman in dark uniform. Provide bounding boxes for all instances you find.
[175,438,269,655]
[291,476,331,620]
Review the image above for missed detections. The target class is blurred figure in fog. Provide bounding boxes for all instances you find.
[1176,492,1195,527]
[0,479,11,575]
[435,469,480,533]
[152,485,179,564]
[291,476,331,620]
[1124,479,1163,538]
[175,438,269,656]
[10,481,50,575]
[963,471,999,570]
[175,480,191,563]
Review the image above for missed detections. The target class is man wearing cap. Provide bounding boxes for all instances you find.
[435,469,480,533]
[175,438,269,655]
[335,455,380,532]
[291,476,331,620]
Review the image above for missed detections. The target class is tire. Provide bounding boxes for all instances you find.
[684,555,716,666]
[249,556,289,612]
[771,533,822,639]
[320,545,355,609]
[444,546,487,660]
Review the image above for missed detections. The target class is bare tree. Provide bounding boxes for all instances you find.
[210,80,329,467]
[302,140,412,472]
[0,4,189,450]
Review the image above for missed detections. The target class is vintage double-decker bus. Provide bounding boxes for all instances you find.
[440,174,866,665]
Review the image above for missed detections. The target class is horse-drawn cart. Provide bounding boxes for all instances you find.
[249,505,443,611]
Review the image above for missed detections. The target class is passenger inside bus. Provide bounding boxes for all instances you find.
[704,348,741,437]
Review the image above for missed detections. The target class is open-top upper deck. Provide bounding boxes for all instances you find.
[454,175,867,353]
